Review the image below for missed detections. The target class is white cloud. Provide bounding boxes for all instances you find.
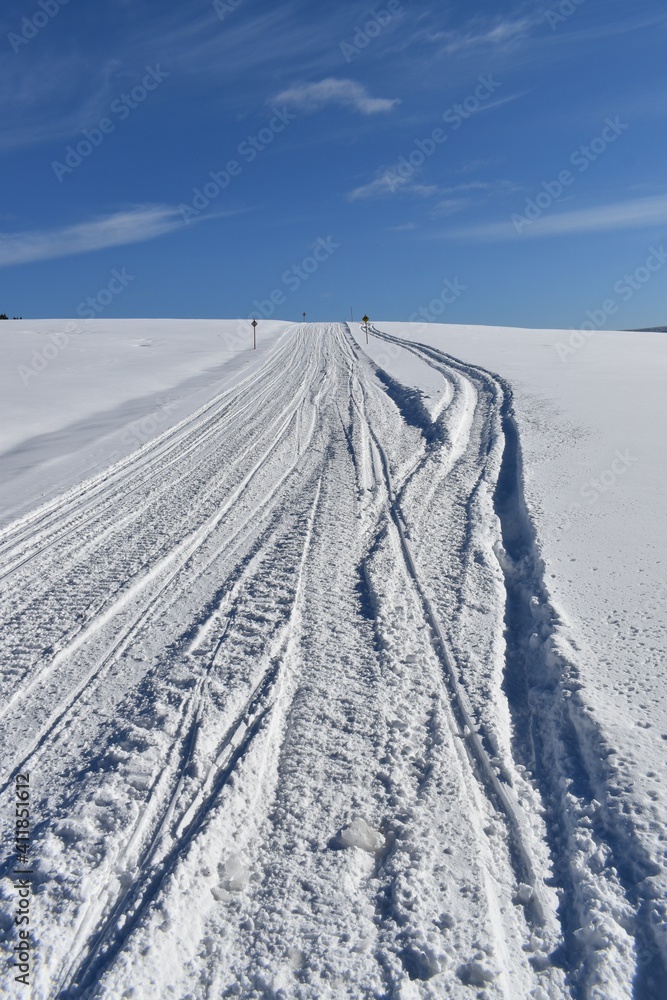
[439,182,491,194]
[0,205,186,267]
[348,174,406,200]
[439,15,535,55]
[445,194,667,241]
[433,198,470,217]
[1,7,363,150]
[347,173,438,202]
[347,175,512,204]
[274,78,399,116]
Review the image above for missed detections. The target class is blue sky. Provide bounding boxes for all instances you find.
[1,0,666,328]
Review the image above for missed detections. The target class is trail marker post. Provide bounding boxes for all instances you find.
[362,315,370,344]
[302,312,307,322]
[251,319,257,350]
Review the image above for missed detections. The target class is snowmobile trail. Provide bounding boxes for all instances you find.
[1,323,661,998]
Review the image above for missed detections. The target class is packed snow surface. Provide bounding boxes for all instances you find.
[0,320,665,999]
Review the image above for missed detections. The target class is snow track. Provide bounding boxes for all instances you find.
[0,323,661,998]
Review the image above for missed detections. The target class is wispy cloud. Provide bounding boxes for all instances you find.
[433,198,471,217]
[429,6,666,66]
[348,173,519,206]
[0,205,186,267]
[380,5,541,62]
[546,9,667,45]
[274,78,399,116]
[348,174,405,201]
[347,173,437,201]
[0,52,121,152]
[0,5,358,150]
[439,15,536,56]
[444,194,667,241]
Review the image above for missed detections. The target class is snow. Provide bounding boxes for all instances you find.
[0,319,665,999]
[339,817,386,853]
[352,320,667,924]
[0,318,290,526]
[352,319,667,994]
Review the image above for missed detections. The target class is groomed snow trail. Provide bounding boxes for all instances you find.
[0,324,660,999]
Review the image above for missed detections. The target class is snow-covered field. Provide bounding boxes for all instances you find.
[0,319,665,999]
[0,319,291,527]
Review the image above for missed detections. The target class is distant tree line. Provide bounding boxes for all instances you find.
[0,313,23,319]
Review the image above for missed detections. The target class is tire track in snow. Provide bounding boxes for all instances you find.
[0,328,313,681]
[58,475,325,1000]
[46,519,305,991]
[180,326,554,999]
[358,370,549,928]
[0,330,331,997]
[0,408,302,787]
[360,506,527,994]
[339,343,562,993]
[365,324,666,998]
[0,332,325,787]
[57,642,285,998]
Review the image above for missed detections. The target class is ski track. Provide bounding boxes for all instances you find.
[0,323,661,999]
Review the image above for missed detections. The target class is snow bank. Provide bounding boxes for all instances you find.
[0,318,291,525]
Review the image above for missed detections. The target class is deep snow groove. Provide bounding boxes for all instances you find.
[373,367,445,446]
[494,391,665,999]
